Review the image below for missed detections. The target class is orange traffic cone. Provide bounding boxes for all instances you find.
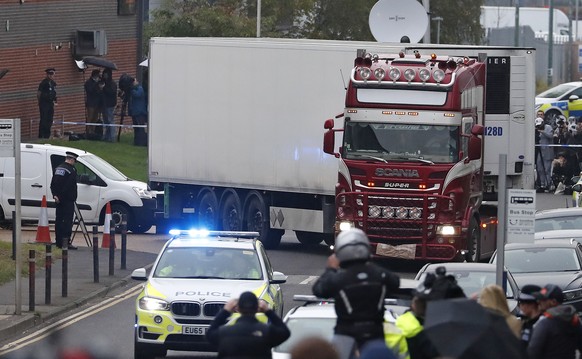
[35,195,52,243]
[101,202,115,248]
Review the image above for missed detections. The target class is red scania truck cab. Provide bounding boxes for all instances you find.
[324,49,535,262]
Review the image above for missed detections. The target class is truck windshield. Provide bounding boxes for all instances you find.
[342,122,460,163]
[82,154,129,181]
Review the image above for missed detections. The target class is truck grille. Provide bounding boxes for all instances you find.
[337,192,453,241]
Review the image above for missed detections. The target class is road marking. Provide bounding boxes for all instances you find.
[299,276,318,285]
[0,284,142,354]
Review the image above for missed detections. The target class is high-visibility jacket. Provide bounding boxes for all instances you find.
[384,311,424,359]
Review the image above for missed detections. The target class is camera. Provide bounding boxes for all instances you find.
[118,73,135,102]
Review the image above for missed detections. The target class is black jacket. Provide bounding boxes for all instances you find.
[312,261,400,345]
[50,162,77,202]
[527,305,582,359]
[206,310,290,359]
[38,78,57,105]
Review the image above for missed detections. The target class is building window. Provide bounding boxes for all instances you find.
[118,0,136,15]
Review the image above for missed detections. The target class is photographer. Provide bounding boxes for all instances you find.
[84,69,103,140]
[551,152,577,195]
[313,228,400,351]
[553,116,570,145]
[535,117,554,192]
[118,74,147,146]
[206,291,290,358]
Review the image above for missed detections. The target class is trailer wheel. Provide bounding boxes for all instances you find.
[244,193,283,249]
[220,191,243,231]
[295,231,324,245]
[198,190,219,230]
[466,217,481,262]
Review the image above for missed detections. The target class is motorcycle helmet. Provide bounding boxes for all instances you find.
[334,228,371,263]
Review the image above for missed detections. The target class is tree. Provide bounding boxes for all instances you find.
[145,0,484,46]
[430,0,484,45]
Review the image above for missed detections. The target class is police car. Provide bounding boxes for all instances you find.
[131,230,287,359]
[272,280,419,358]
[536,81,582,125]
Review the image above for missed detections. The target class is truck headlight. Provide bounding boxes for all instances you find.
[436,225,460,236]
[133,187,155,199]
[139,296,170,311]
[338,221,354,231]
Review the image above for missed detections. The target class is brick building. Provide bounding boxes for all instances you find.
[0,0,145,140]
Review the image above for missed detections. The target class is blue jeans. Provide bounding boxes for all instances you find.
[102,106,116,142]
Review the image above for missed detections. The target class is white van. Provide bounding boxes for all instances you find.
[0,143,157,233]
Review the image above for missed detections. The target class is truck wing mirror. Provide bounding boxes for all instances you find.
[470,124,484,136]
[468,135,482,160]
[323,129,337,156]
[324,118,335,130]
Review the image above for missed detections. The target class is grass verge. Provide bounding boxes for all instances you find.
[0,242,62,286]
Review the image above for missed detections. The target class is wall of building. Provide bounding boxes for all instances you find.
[0,0,140,140]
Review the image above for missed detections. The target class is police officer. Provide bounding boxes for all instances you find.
[37,68,57,139]
[206,291,290,358]
[50,151,78,249]
[312,228,400,350]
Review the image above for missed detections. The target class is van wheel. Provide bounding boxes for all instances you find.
[110,203,131,233]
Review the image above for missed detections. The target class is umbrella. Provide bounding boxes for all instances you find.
[424,298,525,359]
[82,56,118,70]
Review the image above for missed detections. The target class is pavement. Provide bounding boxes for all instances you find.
[0,227,158,343]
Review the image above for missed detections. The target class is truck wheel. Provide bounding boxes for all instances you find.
[244,193,283,249]
[110,203,131,233]
[295,231,324,245]
[198,190,219,230]
[466,217,481,262]
[129,222,152,234]
[220,191,243,231]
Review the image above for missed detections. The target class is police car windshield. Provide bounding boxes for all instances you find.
[537,83,577,99]
[342,122,460,164]
[153,247,263,280]
[81,154,128,181]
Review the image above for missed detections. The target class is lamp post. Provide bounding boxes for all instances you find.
[432,16,443,44]
[256,0,261,38]
[548,0,554,86]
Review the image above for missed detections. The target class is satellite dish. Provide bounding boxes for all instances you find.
[369,0,429,43]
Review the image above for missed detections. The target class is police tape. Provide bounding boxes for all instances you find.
[535,144,582,148]
[54,121,147,128]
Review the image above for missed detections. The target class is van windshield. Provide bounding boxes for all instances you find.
[81,154,128,181]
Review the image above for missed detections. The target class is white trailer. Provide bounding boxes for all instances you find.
[148,38,535,249]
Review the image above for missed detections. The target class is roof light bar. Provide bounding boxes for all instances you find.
[169,229,260,238]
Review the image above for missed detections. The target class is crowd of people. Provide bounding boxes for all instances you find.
[36,67,148,146]
[205,228,582,359]
[535,110,582,194]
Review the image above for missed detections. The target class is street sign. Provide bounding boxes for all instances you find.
[0,119,15,157]
[506,189,536,243]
